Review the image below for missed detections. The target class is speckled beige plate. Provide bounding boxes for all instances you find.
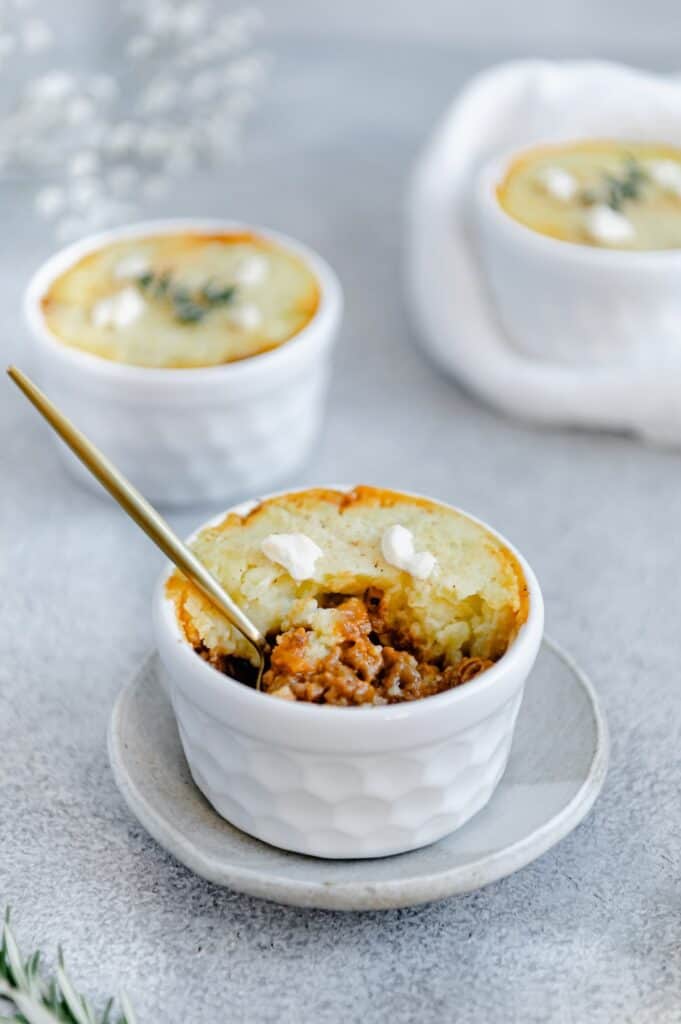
[108,637,608,911]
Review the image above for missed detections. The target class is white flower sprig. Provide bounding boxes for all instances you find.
[0,908,136,1024]
[0,0,268,241]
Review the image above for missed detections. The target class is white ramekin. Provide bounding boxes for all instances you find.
[152,488,544,860]
[24,219,343,506]
[475,147,681,367]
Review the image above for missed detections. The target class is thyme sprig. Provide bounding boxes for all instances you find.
[581,156,648,212]
[137,270,236,324]
[0,909,136,1024]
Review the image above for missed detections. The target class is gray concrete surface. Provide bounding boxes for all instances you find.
[1,37,679,1024]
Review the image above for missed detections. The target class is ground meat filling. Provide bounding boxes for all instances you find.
[200,586,495,706]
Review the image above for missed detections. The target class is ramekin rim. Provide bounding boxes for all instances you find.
[476,141,681,266]
[153,484,545,724]
[23,217,343,382]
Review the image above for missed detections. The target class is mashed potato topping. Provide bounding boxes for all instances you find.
[41,231,320,367]
[167,487,529,706]
[497,140,681,249]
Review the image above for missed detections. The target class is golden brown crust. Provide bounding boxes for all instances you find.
[165,573,203,647]
[503,544,530,638]
[42,230,321,368]
[188,485,529,638]
[232,484,481,525]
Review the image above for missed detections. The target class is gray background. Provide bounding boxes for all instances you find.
[1,21,680,1024]
[43,0,681,53]
[258,0,681,52]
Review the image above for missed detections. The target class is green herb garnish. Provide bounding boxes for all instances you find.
[581,156,648,211]
[201,281,236,305]
[173,300,206,323]
[154,271,172,297]
[0,908,136,1024]
[135,271,237,325]
[136,271,154,290]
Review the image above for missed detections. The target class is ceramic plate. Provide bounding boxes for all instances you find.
[108,637,608,911]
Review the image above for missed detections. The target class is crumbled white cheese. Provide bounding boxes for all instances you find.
[233,254,269,287]
[646,159,681,197]
[381,525,436,580]
[113,252,151,279]
[538,165,578,202]
[271,684,296,700]
[228,303,262,331]
[91,287,146,329]
[584,204,635,246]
[386,676,404,699]
[261,533,323,581]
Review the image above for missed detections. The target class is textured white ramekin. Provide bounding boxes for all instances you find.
[475,148,681,367]
[152,488,544,860]
[24,220,343,506]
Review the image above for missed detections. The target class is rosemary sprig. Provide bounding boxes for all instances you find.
[581,156,648,212]
[200,281,236,305]
[136,270,237,324]
[0,909,135,1024]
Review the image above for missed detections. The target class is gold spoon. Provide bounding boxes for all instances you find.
[7,365,269,688]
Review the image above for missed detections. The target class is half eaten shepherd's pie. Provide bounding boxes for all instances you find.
[167,487,529,706]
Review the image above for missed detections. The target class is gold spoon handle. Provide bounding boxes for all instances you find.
[7,366,267,671]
